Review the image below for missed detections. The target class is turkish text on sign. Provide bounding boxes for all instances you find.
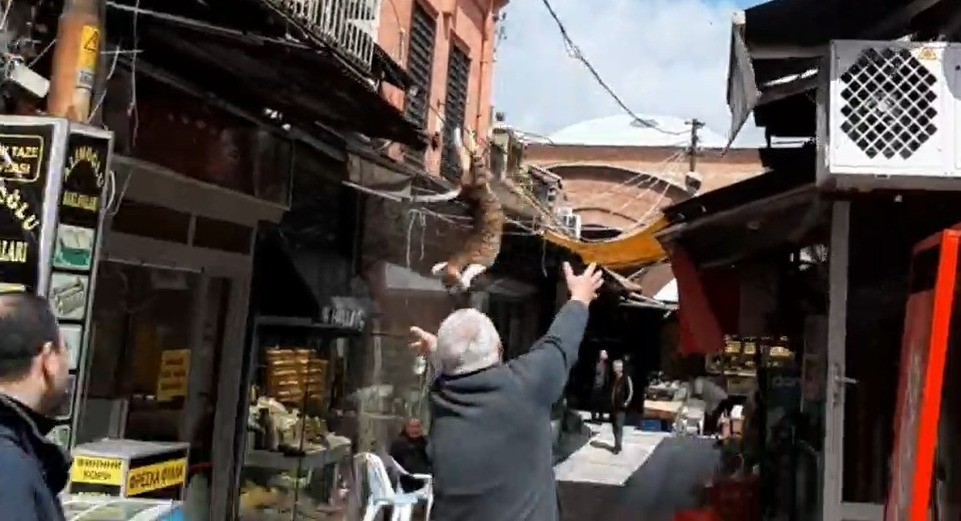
[70,456,123,486]
[126,458,187,497]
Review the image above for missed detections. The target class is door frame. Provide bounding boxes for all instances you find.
[98,231,252,521]
[822,201,886,521]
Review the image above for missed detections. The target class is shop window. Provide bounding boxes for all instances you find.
[237,321,363,521]
[73,263,232,519]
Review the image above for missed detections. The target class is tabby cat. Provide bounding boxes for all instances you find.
[431,130,506,292]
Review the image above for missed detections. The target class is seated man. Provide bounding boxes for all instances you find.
[388,418,431,492]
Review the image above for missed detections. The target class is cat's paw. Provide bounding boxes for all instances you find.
[431,262,448,276]
[461,264,487,287]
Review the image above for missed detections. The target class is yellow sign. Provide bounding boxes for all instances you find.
[70,456,123,486]
[126,458,187,497]
[156,349,190,402]
[79,25,100,71]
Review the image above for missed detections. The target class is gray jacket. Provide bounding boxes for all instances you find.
[427,301,588,521]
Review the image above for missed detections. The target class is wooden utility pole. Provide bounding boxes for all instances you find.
[687,118,704,173]
[47,0,102,122]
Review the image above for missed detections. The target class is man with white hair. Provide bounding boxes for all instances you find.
[409,262,603,521]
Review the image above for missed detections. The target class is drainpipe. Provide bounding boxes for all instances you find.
[47,0,102,122]
[473,0,494,135]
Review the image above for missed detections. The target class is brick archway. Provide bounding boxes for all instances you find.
[547,163,689,230]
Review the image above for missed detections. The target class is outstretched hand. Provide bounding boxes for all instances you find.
[409,326,437,357]
[563,262,604,305]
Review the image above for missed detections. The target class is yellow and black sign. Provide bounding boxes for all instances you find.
[125,457,187,497]
[156,349,190,402]
[71,456,123,485]
[69,456,124,496]
[0,122,55,293]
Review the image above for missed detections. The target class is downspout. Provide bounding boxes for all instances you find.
[473,0,494,135]
[47,0,102,122]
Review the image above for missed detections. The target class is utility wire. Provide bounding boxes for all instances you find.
[539,0,687,136]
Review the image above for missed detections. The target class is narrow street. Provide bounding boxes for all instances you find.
[556,418,720,521]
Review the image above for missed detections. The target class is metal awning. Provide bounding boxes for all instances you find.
[726,0,955,144]
[106,1,427,149]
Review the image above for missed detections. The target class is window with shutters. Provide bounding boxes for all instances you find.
[440,44,471,182]
[404,3,436,167]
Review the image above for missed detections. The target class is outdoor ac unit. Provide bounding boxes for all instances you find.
[818,40,960,191]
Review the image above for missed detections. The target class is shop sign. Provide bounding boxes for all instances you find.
[156,349,190,402]
[320,297,367,331]
[125,457,187,497]
[71,456,124,486]
[0,123,55,292]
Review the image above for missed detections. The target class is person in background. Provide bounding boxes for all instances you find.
[590,350,610,423]
[0,293,72,521]
[389,418,431,492]
[408,262,603,521]
[692,374,736,435]
[610,359,633,454]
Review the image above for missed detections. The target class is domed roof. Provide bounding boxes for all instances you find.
[548,114,726,148]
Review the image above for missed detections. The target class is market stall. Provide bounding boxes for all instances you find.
[235,315,360,521]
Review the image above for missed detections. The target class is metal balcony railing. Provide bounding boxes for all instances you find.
[276,0,382,70]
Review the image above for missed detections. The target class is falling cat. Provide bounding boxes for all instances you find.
[431,130,506,292]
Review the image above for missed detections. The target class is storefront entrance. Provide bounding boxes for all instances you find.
[821,202,888,521]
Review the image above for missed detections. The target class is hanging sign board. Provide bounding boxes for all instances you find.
[0,120,58,293]
[0,116,113,450]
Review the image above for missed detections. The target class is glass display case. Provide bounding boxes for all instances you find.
[62,496,182,521]
[236,316,357,521]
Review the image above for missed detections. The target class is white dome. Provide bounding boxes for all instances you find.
[548,114,726,148]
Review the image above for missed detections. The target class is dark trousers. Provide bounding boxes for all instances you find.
[590,388,607,421]
[704,396,739,435]
[611,411,625,451]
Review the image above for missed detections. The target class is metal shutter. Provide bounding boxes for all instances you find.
[440,44,471,182]
[404,3,436,167]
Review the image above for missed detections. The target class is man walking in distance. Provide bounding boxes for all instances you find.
[408,262,603,521]
[590,350,610,423]
[610,359,633,455]
[0,293,73,520]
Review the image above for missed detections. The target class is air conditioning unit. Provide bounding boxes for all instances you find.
[818,40,960,191]
[558,212,582,239]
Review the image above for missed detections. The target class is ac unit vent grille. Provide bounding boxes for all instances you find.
[838,47,938,160]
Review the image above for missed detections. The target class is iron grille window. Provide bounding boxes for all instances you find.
[440,44,471,182]
[404,3,436,167]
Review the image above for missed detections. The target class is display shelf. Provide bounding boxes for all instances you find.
[244,442,351,471]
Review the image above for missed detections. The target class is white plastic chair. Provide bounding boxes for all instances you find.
[355,452,433,521]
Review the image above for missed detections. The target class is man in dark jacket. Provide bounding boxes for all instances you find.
[0,293,73,521]
[408,262,602,521]
[609,360,633,454]
[389,418,431,492]
[590,350,609,423]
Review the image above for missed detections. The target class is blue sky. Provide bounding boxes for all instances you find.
[492,0,766,146]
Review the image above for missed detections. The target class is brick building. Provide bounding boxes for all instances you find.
[377,0,508,178]
[526,114,764,232]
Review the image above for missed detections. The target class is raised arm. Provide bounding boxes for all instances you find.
[509,263,603,405]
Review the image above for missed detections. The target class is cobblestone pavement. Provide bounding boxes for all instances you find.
[555,420,719,521]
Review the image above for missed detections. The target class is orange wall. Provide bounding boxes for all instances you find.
[378,0,508,176]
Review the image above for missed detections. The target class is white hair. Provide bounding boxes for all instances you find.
[435,308,501,375]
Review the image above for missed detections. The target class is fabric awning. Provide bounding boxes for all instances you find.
[543,218,669,270]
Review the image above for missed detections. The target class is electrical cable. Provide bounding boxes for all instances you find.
[539,0,687,136]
